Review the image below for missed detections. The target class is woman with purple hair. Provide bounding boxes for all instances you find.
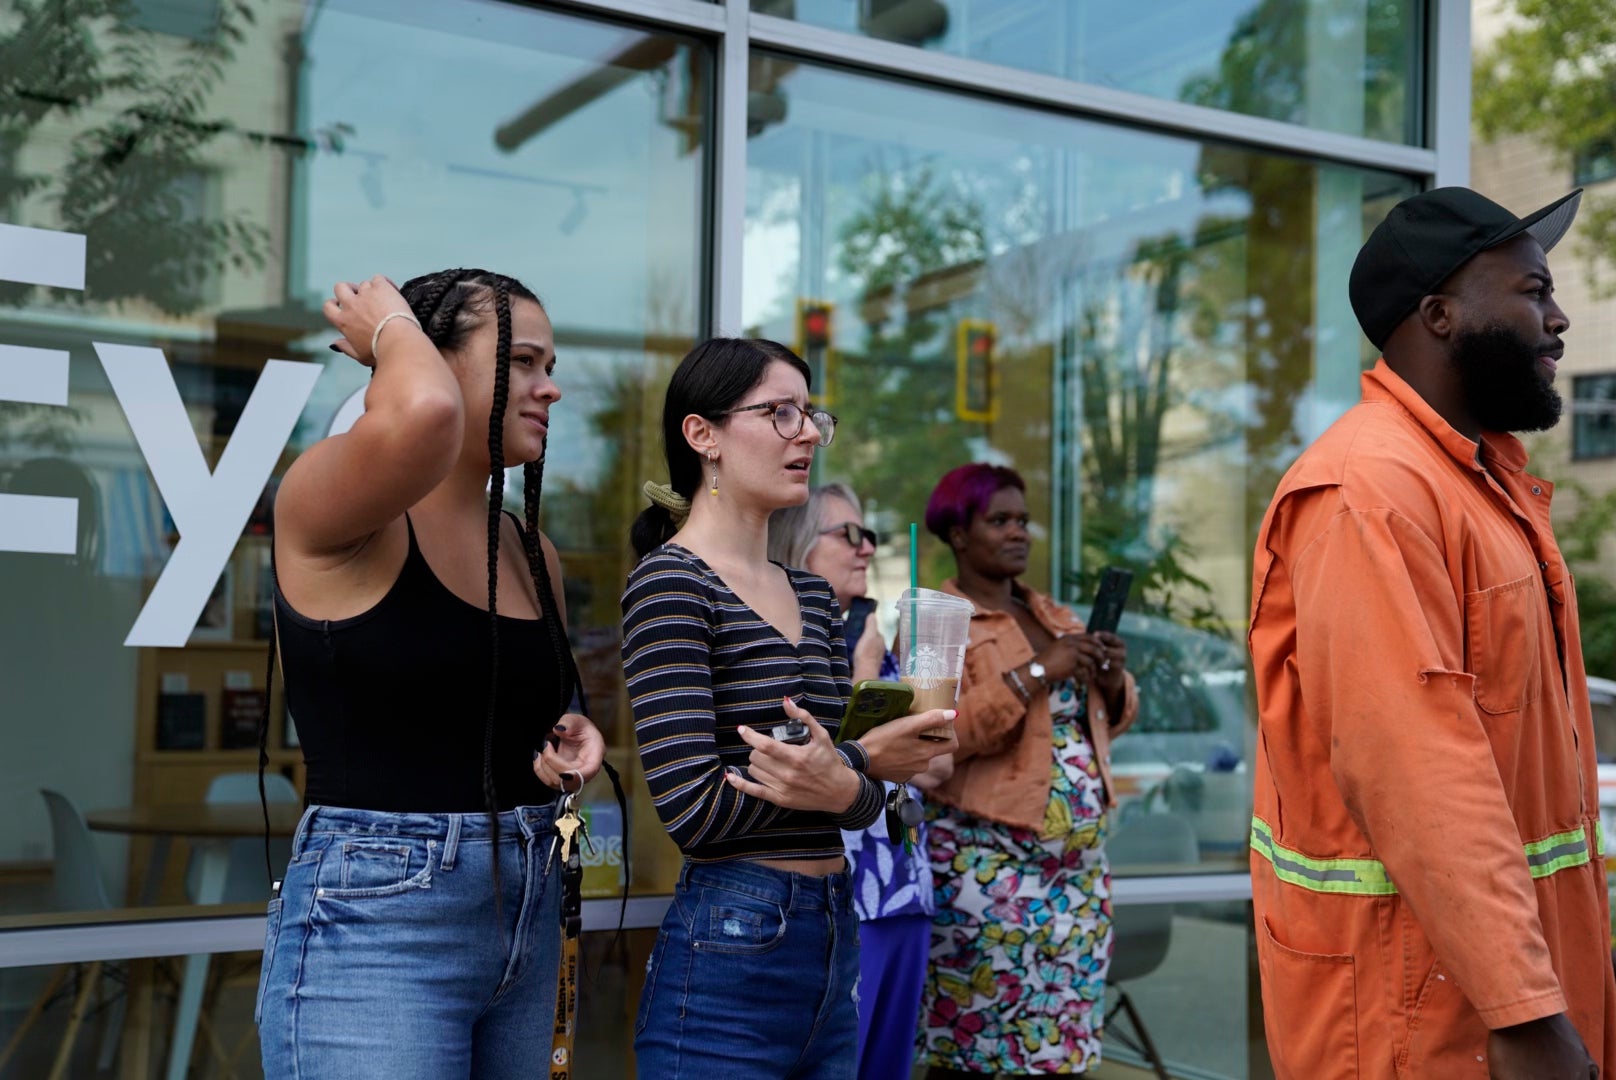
[916,463,1138,1078]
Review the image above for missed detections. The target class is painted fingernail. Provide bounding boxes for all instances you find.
[328,343,343,353]
[736,725,749,735]
[945,710,958,720]
[532,749,542,762]
[555,724,567,733]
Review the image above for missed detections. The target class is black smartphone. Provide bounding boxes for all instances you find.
[1086,567,1134,635]
[838,680,916,744]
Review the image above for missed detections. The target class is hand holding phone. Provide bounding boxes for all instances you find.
[838,680,916,744]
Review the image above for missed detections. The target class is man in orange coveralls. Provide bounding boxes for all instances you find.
[1249,185,1615,1080]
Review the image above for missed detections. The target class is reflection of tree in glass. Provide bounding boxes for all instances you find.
[0,0,270,315]
[1178,0,1414,144]
[830,158,1234,632]
[830,162,989,583]
[0,400,86,455]
[1065,228,1233,636]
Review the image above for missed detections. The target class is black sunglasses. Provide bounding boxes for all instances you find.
[820,522,879,549]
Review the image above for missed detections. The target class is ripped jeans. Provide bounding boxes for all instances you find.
[634,859,861,1079]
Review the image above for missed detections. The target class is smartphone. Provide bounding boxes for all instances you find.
[1086,567,1135,635]
[837,680,916,744]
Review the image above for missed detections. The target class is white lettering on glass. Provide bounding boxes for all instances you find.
[97,344,321,647]
[0,223,86,290]
[0,228,83,554]
[328,385,366,437]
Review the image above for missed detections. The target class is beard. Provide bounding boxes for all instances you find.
[1450,322,1563,433]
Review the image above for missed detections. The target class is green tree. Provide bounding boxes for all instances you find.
[1474,0,1616,291]
[1549,480,1616,680]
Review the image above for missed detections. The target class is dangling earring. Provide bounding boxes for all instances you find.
[708,451,719,497]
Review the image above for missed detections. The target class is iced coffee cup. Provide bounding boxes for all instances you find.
[894,588,974,742]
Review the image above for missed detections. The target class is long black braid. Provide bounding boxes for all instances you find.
[481,279,513,906]
[522,459,576,716]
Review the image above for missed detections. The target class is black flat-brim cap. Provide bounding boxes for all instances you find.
[1349,186,1582,349]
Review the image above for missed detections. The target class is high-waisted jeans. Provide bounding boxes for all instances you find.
[634,859,861,1079]
[257,803,560,1079]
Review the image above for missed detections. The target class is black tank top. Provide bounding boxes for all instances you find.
[275,514,566,812]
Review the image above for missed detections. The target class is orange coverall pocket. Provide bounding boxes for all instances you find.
[1259,917,1359,1080]
[1464,576,1542,715]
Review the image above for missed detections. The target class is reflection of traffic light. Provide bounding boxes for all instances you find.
[797,299,836,406]
[956,319,997,422]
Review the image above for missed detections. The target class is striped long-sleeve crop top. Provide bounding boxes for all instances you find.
[621,543,883,862]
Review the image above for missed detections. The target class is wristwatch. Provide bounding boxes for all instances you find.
[1026,660,1047,688]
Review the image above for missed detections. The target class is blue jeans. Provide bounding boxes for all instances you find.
[257,804,560,1079]
[635,860,860,1080]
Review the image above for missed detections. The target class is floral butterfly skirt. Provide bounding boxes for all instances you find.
[919,689,1112,1075]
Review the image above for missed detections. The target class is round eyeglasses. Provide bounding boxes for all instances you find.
[721,400,838,446]
[819,522,878,549]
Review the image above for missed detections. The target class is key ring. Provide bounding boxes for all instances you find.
[560,769,584,795]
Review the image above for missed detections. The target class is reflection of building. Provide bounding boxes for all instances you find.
[0,2,1472,1077]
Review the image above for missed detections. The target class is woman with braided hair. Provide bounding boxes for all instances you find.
[256,270,605,1078]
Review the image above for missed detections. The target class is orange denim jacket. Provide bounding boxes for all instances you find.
[928,579,1138,832]
[1249,360,1616,1078]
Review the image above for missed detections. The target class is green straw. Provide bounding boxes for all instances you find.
[908,522,919,674]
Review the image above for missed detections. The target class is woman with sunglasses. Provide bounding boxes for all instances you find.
[622,339,956,1079]
[769,484,954,1080]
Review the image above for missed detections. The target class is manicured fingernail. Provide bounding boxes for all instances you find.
[736,725,749,735]
[328,343,343,353]
[555,724,567,733]
[532,749,542,762]
[945,710,957,720]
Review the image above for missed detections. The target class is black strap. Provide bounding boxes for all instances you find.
[260,541,282,888]
[565,679,630,953]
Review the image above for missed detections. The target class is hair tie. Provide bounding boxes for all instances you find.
[643,481,692,525]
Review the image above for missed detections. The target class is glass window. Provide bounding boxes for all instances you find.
[0,0,708,920]
[745,57,1410,1079]
[0,933,644,1077]
[1102,900,1258,1076]
[753,0,1424,144]
[1575,140,1616,188]
[745,56,1416,873]
[1573,374,1616,461]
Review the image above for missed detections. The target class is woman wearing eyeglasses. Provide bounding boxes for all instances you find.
[769,484,954,1080]
[622,339,955,1079]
